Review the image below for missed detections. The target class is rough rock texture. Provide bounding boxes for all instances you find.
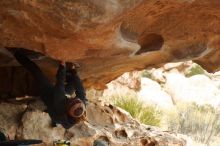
[0,100,189,146]
[110,71,141,91]
[137,61,220,108]
[102,71,141,100]
[0,102,26,139]
[1,0,220,95]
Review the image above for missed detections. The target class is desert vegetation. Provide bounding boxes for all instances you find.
[165,103,220,145]
[105,62,220,145]
[112,95,161,126]
[185,64,206,77]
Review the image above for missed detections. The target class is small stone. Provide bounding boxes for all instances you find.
[93,140,109,146]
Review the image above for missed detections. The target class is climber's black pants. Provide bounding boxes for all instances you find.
[14,51,53,105]
[13,52,75,106]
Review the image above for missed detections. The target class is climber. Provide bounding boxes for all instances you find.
[9,49,88,129]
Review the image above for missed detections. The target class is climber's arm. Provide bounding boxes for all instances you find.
[72,69,88,105]
[55,63,66,92]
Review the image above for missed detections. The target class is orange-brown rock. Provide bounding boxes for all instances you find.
[0,0,220,95]
[0,100,191,146]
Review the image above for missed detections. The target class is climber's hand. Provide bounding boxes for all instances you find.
[65,62,80,71]
[82,98,88,108]
[60,61,65,66]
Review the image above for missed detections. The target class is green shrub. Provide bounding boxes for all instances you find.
[142,70,153,79]
[139,106,161,126]
[166,102,220,145]
[113,96,161,126]
[185,64,205,77]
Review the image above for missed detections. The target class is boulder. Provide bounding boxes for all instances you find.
[165,73,220,107]
[138,77,174,109]
[0,100,190,146]
[0,0,220,95]
[0,102,26,139]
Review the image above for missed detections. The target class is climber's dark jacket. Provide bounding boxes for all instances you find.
[13,51,87,129]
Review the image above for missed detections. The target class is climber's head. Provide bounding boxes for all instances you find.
[67,98,85,118]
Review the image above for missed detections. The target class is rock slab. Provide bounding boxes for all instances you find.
[0,100,188,146]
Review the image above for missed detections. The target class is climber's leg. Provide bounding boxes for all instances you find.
[12,50,54,104]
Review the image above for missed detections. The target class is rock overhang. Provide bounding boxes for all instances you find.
[0,0,220,95]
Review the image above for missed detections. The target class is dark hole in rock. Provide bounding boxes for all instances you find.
[147,141,157,146]
[140,138,157,146]
[97,136,109,142]
[141,139,149,146]
[104,109,109,113]
[146,127,151,131]
[135,33,164,55]
[120,22,139,43]
[108,104,114,109]
[114,129,128,138]
[94,136,109,146]
[104,107,112,114]
[114,110,127,123]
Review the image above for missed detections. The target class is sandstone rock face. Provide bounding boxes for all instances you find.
[0,102,26,139]
[0,100,189,146]
[137,61,220,108]
[0,0,220,94]
[102,71,141,100]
